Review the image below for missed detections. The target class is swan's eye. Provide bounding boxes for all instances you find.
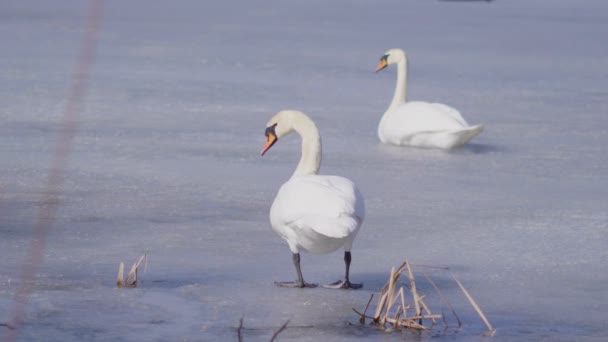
[381,54,389,62]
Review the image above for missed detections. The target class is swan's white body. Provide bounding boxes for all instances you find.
[377,48,483,149]
[270,174,364,255]
[260,110,364,288]
[263,110,364,255]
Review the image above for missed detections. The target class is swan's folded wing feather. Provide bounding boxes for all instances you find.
[271,175,364,239]
[389,101,468,131]
[429,102,469,126]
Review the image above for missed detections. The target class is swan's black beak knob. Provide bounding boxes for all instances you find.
[260,124,278,156]
[375,55,388,72]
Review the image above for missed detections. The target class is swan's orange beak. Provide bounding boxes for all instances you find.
[375,58,388,72]
[260,133,277,156]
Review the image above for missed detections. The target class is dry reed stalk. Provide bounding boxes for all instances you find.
[450,273,495,336]
[379,261,406,294]
[367,260,438,330]
[384,267,396,320]
[269,320,289,342]
[373,291,389,323]
[237,318,244,342]
[126,254,146,287]
[354,259,494,336]
[352,308,376,321]
[404,314,442,320]
[404,262,421,317]
[116,254,147,288]
[421,270,461,327]
[387,287,404,318]
[116,262,124,288]
[418,296,436,325]
[359,294,374,323]
[384,317,427,330]
[399,288,408,319]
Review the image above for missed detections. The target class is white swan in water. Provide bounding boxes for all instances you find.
[375,48,483,149]
[260,110,365,289]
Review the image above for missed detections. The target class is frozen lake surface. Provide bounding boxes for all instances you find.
[1,0,607,340]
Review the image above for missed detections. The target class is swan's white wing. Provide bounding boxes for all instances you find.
[379,101,483,147]
[390,101,468,131]
[270,175,364,239]
[428,102,469,126]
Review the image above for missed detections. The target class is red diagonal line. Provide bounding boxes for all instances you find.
[4,1,105,340]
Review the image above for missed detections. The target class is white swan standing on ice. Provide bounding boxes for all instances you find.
[375,48,483,149]
[260,110,365,289]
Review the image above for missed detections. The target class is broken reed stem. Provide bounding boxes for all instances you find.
[387,287,404,318]
[237,318,243,342]
[356,259,493,336]
[353,308,379,322]
[380,261,407,294]
[450,273,495,335]
[373,292,389,322]
[405,314,442,320]
[399,288,407,319]
[422,270,461,327]
[0,323,15,330]
[126,254,146,287]
[126,263,138,287]
[360,293,374,323]
[269,320,289,342]
[117,254,147,289]
[410,263,450,270]
[404,261,421,317]
[441,308,449,331]
[418,296,436,325]
[384,317,427,330]
[116,262,124,288]
[363,293,374,316]
[383,267,396,321]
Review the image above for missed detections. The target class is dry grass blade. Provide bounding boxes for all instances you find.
[384,267,396,320]
[387,287,405,317]
[0,323,15,330]
[384,317,427,330]
[356,259,494,336]
[365,260,439,331]
[237,318,243,342]
[451,273,495,336]
[126,264,138,287]
[116,262,124,288]
[269,320,289,342]
[421,270,461,327]
[359,293,374,323]
[399,288,407,319]
[405,314,442,320]
[126,254,146,288]
[404,262,421,317]
[380,261,406,294]
[373,292,389,322]
[418,297,436,325]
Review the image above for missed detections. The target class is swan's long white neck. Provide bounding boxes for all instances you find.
[291,114,322,177]
[389,58,407,110]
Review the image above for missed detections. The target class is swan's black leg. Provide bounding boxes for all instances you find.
[323,251,363,289]
[275,253,317,288]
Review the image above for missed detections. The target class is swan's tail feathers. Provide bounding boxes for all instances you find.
[439,124,483,149]
[396,125,483,149]
[464,124,483,140]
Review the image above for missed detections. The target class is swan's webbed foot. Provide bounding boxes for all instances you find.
[275,280,318,288]
[277,253,317,288]
[323,251,363,289]
[322,279,363,290]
